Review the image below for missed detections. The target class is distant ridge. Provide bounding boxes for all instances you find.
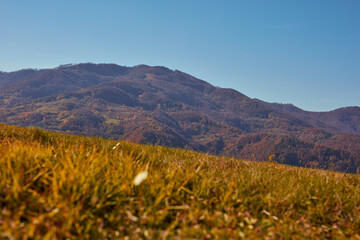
[1,63,360,173]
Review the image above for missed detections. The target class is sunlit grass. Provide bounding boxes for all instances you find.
[1,123,360,239]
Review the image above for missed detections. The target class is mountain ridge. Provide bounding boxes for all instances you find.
[1,63,360,173]
[2,63,357,113]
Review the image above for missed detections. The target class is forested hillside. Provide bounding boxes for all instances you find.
[1,63,360,173]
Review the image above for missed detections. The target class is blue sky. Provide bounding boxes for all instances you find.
[1,1,359,111]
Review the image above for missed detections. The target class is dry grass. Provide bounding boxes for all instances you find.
[1,123,360,239]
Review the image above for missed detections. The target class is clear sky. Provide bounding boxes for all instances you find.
[1,1,359,111]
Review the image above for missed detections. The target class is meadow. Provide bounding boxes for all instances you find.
[1,123,360,239]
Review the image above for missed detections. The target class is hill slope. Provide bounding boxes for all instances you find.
[1,63,360,173]
[1,124,360,239]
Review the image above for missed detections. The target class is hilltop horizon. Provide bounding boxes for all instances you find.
[1,62,359,113]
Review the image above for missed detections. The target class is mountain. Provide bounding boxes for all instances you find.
[1,63,360,173]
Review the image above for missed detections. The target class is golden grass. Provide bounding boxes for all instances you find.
[1,123,360,239]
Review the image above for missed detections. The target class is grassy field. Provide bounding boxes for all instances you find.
[1,124,360,239]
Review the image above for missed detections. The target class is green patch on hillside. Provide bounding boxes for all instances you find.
[0,124,360,239]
